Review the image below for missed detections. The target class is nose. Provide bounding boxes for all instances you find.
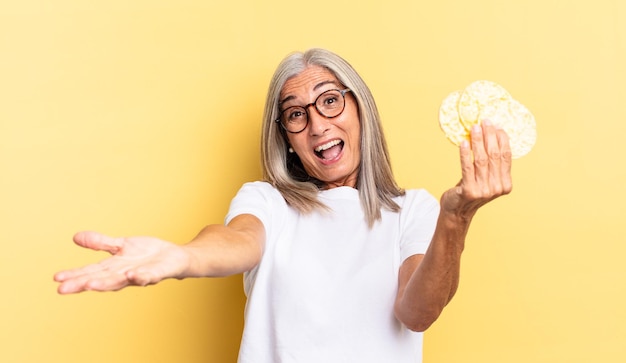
[306,105,331,136]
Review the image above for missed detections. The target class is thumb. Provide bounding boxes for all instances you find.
[73,231,123,254]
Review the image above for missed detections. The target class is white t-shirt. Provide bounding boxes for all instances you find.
[225,181,440,363]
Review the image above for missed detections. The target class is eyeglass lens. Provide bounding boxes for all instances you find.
[279,89,347,133]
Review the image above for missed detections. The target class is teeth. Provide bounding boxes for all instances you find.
[315,140,341,152]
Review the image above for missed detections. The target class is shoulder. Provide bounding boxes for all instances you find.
[226,181,287,226]
[235,181,285,201]
[396,189,439,211]
[393,189,440,226]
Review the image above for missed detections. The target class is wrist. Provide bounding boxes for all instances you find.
[439,207,474,227]
[178,244,206,278]
[433,209,474,253]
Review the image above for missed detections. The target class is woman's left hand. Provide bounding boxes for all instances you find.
[440,119,513,220]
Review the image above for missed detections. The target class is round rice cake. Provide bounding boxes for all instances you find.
[492,99,537,159]
[458,80,512,129]
[438,90,469,145]
[438,80,537,159]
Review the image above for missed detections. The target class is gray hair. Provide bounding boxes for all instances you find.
[260,48,404,227]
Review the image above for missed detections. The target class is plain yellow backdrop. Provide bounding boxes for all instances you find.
[1,0,624,362]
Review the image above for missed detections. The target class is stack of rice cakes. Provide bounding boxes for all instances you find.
[439,80,537,159]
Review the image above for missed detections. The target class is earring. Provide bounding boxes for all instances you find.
[288,147,294,153]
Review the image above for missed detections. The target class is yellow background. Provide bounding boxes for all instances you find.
[1,0,624,362]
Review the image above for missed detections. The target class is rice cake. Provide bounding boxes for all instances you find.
[438,80,537,159]
[438,90,469,146]
[458,80,512,130]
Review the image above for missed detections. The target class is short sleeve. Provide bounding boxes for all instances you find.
[398,189,440,262]
[225,181,283,231]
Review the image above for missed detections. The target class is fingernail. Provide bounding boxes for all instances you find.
[483,119,492,126]
[472,124,481,133]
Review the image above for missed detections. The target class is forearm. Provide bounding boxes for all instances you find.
[395,121,512,331]
[395,211,471,331]
[181,215,265,278]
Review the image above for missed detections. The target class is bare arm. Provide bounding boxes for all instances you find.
[183,214,265,277]
[394,120,512,331]
[54,214,265,294]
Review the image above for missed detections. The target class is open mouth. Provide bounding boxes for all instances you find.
[314,139,344,160]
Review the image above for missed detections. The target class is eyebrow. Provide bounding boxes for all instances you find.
[279,80,340,105]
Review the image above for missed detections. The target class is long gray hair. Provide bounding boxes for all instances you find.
[261,48,404,227]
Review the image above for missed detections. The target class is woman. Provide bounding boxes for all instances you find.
[54,48,512,362]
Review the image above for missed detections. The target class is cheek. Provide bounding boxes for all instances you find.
[286,134,311,158]
[344,103,361,140]
[346,119,362,149]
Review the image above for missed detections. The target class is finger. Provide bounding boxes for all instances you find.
[57,269,130,294]
[482,120,504,194]
[55,254,135,282]
[54,263,105,282]
[84,274,130,292]
[496,128,513,194]
[470,123,489,187]
[459,139,474,185]
[73,231,123,254]
[482,120,500,158]
[54,241,142,282]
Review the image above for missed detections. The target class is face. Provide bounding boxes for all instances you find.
[280,66,361,189]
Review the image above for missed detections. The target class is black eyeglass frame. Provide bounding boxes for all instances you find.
[274,88,352,134]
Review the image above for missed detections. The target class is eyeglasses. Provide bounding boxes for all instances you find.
[275,89,351,133]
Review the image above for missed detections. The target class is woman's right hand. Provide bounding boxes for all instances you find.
[54,231,190,294]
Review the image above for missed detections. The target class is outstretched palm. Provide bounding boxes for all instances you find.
[54,231,189,294]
